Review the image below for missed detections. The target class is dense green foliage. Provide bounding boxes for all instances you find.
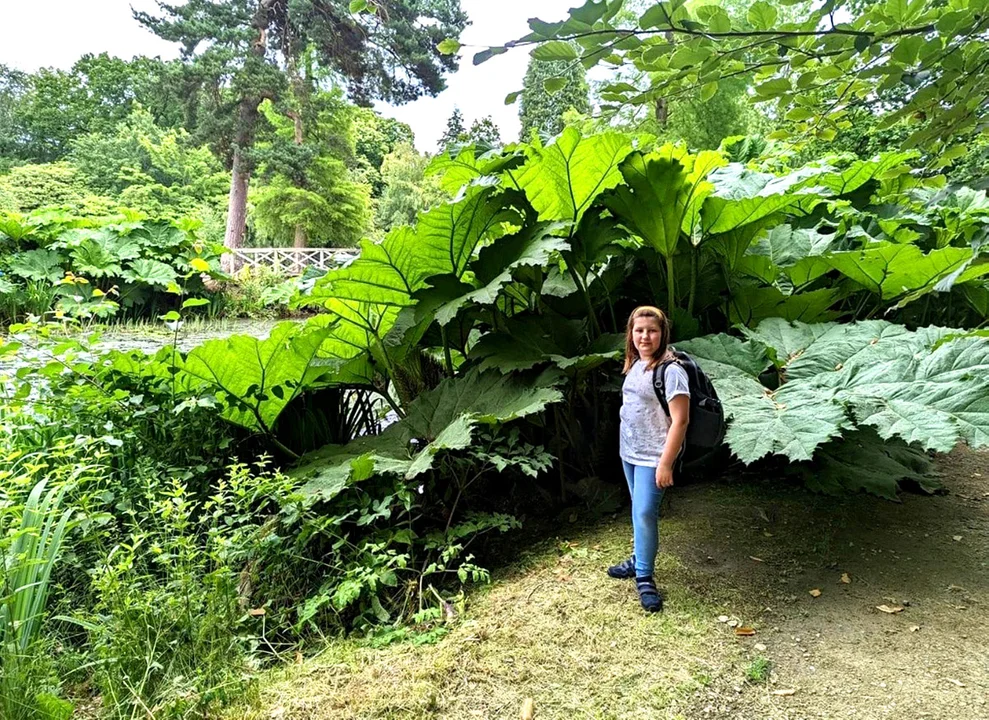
[3,126,988,718]
[519,53,591,140]
[484,0,989,165]
[0,211,223,323]
[0,56,428,249]
[136,0,468,250]
[4,2,989,716]
[376,143,447,231]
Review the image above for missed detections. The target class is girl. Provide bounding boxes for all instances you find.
[608,306,690,613]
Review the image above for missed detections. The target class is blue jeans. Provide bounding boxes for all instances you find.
[622,460,665,578]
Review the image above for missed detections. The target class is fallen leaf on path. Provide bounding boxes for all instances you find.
[749,556,764,563]
[910,626,920,632]
[840,573,851,584]
[521,697,535,720]
[809,589,822,598]
[294,651,303,664]
[727,619,739,628]
[948,584,966,592]
[734,627,756,636]
[754,642,767,651]
[953,535,962,541]
[248,608,266,617]
[945,678,965,688]
[717,615,729,623]
[876,604,904,614]
[771,689,797,696]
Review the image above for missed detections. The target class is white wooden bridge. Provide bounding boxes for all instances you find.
[228,247,358,275]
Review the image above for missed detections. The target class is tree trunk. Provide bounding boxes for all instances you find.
[222,99,260,273]
[221,0,276,271]
[654,30,674,127]
[288,57,308,249]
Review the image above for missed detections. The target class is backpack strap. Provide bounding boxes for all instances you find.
[652,358,678,420]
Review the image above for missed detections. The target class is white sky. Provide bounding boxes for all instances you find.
[0,0,579,152]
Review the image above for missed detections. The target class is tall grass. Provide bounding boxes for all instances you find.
[0,479,74,720]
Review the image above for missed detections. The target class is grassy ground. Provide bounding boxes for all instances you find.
[239,447,989,720]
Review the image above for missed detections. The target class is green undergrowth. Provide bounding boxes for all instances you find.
[232,508,752,720]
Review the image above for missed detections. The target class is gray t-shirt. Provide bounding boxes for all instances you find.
[619,359,691,467]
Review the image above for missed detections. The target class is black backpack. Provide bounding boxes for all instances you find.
[652,349,726,450]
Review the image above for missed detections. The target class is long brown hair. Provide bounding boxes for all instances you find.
[623,305,670,373]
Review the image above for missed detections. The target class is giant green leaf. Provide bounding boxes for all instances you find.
[425,146,525,195]
[434,222,570,326]
[799,428,936,500]
[295,368,565,496]
[516,127,634,225]
[824,243,971,299]
[121,258,178,288]
[727,286,841,326]
[740,317,838,370]
[809,153,915,197]
[782,320,914,380]
[178,321,333,432]
[308,188,518,313]
[701,164,825,234]
[7,249,65,283]
[688,320,989,465]
[747,224,838,268]
[675,333,770,378]
[470,314,622,374]
[831,334,989,451]
[604,148,724,256]
[723,382,852,462]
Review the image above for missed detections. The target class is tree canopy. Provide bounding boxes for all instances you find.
[469,0,989,164]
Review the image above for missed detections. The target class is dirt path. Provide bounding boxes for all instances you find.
[675,445,989,720]
[244,447,989,720]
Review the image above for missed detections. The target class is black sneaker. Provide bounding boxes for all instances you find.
[635,576,664,612]
[607,556,636,579]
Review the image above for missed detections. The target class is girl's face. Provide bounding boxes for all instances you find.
[632,316,663,357]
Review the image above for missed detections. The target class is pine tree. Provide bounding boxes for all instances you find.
[467,117,501,148]
[519,55,591,140]
[437,108,467,151]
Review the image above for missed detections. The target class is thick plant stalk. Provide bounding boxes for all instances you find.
[687,246,698,318]
[665,254,676,315]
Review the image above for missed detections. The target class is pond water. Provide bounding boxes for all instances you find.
[0,318,284,380]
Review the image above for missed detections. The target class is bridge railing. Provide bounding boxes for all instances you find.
[227,247,358,275]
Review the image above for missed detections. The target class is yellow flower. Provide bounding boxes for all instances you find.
[190,257,210,272]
